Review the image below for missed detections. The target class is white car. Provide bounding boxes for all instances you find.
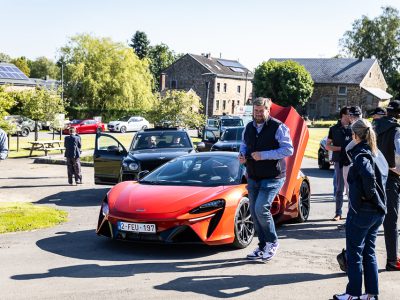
[107,116,149,133]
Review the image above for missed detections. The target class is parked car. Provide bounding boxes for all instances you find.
[96,152,311,248]
[62,119,105,135]
[219,115,244,133]
[211,126,244,152]
[107,116,149,133]
[93,127,195,184]
[318,136,333,170]
[196,127,220,152]
[4,115,41,137]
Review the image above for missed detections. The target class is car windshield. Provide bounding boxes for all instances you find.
[140,155,241,186]
[130,131,191,150]
[221,127,244,141]
[221,119,243,127]
[70,119,82,124]
[118,116,131,122]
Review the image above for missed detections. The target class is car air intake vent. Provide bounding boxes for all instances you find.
[141,160,167,171]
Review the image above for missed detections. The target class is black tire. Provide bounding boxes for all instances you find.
[318,150,330,170]
[120,126,126,133]
[20,127,30,137]
[232,197,254,248]
[294,180,311,223]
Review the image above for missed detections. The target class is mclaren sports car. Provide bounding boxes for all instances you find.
[96,102,310,248]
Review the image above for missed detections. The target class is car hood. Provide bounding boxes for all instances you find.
[108,121,126,126]
[111,183,224,214]
[212,140,241,150]
[127,148,193,162]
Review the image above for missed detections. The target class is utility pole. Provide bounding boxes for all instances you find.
[205,81,210,117]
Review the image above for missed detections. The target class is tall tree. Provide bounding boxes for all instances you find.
[60,33,154,112]
[253,60,314,107]
[129,31,150,60]
[0,52,11,63]
[148,90,205,129]
[10,56,31,77]
[29,57,60,79]
[148,43,178,91]
[340,6,400,97]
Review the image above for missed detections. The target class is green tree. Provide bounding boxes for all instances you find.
[148,90,205,129]
[0,52,11,63]
[60,33,154,113]
[148,43,177,91]
[129,31,150,60]
[0,86,16,132]
[12,88,65,140]
[340,6,400,97]
[10,56,31,77]
[253,60,314,107]
[29,57,60,79]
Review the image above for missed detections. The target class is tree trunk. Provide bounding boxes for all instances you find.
[34,120,39,141]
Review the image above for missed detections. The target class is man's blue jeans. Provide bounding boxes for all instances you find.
[247,177,285,249]
[345,208,385,296]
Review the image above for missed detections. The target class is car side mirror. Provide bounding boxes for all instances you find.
[138,170,150,179]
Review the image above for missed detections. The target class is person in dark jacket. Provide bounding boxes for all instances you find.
[334,119,387,300]
[64,127,82,185]
[374,100,400,271]
[239,97,293,262]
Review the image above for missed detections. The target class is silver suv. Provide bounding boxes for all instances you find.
[4,115,41,137]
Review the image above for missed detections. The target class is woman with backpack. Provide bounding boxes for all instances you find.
[334,119,388,300]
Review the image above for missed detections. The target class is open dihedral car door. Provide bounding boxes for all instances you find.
[269,102,309,209]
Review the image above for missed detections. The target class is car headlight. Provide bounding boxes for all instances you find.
[128,162,139,171]
[189,199,225,214]
[102,202,109,216]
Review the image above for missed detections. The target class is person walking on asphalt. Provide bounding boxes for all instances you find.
[64,127,82,185]
[0,128,8,160]
[239,97,293,262]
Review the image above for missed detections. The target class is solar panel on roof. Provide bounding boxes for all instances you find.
[0,64,29,80]
[217,59,245,68]
[230,67,245,73]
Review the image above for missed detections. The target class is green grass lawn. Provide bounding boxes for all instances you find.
[0,202,68,234]
[305,128,329,159]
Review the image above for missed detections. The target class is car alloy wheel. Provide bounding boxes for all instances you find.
[318,149,330,170]
[295,180,311,223]
[20,127,30,137]
[233,197,254,248]
[120,126,126,133]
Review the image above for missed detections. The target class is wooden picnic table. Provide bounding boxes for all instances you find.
[28,140,65,156]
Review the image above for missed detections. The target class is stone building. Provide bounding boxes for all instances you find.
[161,53,253,116]
[272,58,392,118]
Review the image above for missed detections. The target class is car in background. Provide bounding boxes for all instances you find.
[107,116,149,133]
[4,115,41,137]
[62,119,105,135]
[96,152,311,248]
[210,126,244,152]
[196,127,220,152]
[93,127,195,184]
[318,136,332,170]
[219,115,244,133]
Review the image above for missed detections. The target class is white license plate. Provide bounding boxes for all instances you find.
[118,221,156,233]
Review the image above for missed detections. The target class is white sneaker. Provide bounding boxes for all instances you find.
[359,294,378,300]
[246,247,263,260]
[262,242,279,261]
[333,293,359,300]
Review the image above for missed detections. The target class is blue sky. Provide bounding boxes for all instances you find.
[1,0,399,69]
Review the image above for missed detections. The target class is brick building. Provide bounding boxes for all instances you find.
[272,58,392,118]
[161,53,253,117]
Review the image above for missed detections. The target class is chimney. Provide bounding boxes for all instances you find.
[205,53,211,59]
[160,73,166,91]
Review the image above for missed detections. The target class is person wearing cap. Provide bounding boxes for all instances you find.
[326,106,352,221]
[374,99,400,271]
[64,127,82,185]
[348,106,362,124]
[369,107,386,130]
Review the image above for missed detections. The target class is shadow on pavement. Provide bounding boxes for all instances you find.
[301,167,334,179]
[35,229,237,261]
[154,273,344,298]
[34,188,110,207]
[278,221,345,240]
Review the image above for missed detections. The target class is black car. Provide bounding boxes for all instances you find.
[211,126,244,152]
[94,128,196,184]
[318,136,332,170]
[196,127,220,152]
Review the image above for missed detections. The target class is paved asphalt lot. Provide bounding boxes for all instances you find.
[1,157,399,299]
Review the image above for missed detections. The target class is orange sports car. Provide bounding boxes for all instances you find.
[96,103,310,248]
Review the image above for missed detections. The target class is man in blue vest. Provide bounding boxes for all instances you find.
[239,97,293,261]
[64,127,82,185]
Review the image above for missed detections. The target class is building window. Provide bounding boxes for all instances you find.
[369,72,372,78]
[338,86,347,95]
[337,97,347,111]
[217,83,220,93]
[223,83,227,93]
[237,100,240,106]
[216,100,220,110]
[237,85,241,93]
[232,101,235,114]
[171,80,177,89]
[222,100,226,110]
